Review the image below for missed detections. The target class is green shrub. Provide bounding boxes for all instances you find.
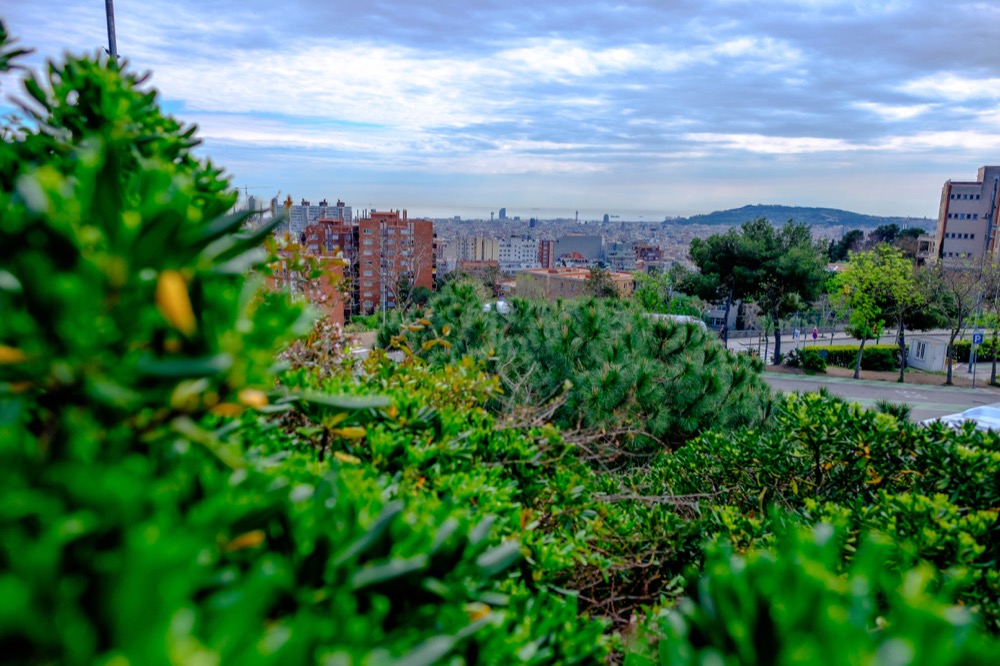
[787,347,828,372]
[800,347,828,372]
[382,283,773,448]
[626,525,1000,665]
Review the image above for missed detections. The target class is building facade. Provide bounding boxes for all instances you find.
[452,236,499,263]
[498,235,541,273]
[554,235,603,262]
[355,211,434,314]
[515,267,635,301]
[935,166,1000,263]
[538,239,555,269]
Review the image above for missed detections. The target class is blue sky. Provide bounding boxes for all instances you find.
[3,1,1000,220]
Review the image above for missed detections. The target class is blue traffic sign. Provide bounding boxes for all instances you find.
[973,333,984,345]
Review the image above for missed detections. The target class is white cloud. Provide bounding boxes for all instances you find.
[853,101,933,121]
[686,133,862,154]
[899,74,1000,101]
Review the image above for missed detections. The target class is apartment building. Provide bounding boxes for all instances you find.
[538,239,555,269]
[935,166,1000,263]
[285,198,352,236]
[301,209,434,316]
[452,236,499,262]
[355,211,434,315]
[498,235,541,273]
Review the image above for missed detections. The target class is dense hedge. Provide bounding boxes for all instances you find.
[802,343,902,371]
[951,338,1000,363]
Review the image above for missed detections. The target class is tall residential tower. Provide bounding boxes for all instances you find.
[935,166,1000,263]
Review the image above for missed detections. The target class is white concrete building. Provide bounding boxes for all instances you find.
[499,235,541,273]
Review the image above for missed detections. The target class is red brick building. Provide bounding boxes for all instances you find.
[538,239,555,269]
[355,211,434,314]
[302,210,434,316]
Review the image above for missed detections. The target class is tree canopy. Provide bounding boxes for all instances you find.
[829,245,918,379]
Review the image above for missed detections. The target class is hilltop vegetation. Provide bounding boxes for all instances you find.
[678,204,933,230]
[3,24,1000,666]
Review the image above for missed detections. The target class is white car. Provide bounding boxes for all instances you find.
[482,299,511,314]
[920,403,1000,432]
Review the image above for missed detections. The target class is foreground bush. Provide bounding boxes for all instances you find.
[627,525,999,665]
[0,32,599,664]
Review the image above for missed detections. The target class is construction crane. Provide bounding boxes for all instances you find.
[238,185,275,210]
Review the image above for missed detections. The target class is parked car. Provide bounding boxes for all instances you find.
[919,403,1000,432]
[645,313,708,331]
[482,299,511,314]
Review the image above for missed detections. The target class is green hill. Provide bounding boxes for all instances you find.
[677,204,934,230]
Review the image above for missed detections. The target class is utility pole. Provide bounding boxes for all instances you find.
[105,1,118,60]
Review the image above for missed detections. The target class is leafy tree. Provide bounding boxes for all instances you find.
[830,245,919,381]
[688,221,763,341]
[827,228,864,262]
[929,262,982,385]
[633,270,673,312]
[585,265,620,298]
[979,263,1000,385]
[744,219,828,365]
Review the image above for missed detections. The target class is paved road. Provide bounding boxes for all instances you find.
[764,372,1000,422]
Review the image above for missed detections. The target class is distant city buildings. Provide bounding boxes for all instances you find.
[283,198,352,236]
[935,166,1000,263]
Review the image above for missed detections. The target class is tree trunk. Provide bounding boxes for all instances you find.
[772,313,782,365]
[720,286,734,348]
[946,333,958,385]
[853,335,867,380]
[897,318,907,383]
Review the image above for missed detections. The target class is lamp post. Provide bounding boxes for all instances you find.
[105,1,118,60]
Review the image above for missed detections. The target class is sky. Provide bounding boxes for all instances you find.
[2,1,1000,221]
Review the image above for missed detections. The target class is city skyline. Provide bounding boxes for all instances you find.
[2,1,999,220]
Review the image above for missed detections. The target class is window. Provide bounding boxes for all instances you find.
[363,270,373,277]
[974,214,979,219]
[363,228,373,235]
[972,234,976,239]
[363,238,373,246]
[915,341,926,360]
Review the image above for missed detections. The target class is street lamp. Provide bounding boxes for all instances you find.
[105,1,118,60]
